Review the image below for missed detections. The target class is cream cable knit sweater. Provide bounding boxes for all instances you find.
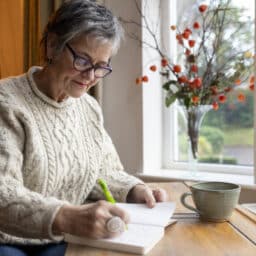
[0,67,142,245]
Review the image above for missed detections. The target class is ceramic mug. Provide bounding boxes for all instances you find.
[181,181,241,222]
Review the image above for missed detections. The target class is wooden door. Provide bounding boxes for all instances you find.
[0,0,25,78]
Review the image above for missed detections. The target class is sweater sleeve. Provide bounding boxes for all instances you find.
[0,102,66,241]
[88,127,144,203]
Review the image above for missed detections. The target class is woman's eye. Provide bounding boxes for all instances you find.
[76,57,91,67]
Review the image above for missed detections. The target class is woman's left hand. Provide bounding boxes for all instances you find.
[126,184,168,208]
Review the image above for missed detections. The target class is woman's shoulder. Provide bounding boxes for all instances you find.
[0,74,27,106]
[0,74,30,117]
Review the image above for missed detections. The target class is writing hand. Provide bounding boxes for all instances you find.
[53,200,130,239]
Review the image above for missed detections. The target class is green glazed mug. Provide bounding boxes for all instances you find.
[181,181,241,222]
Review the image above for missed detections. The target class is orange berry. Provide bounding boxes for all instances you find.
[193,77,202,88]
[235,79,241,85]
[170,25,176,30]
[193,22,200,29]
[161,58,168,67]
[173,65,182,73]
[184,28,192,34]
[135,77,142,85]
[176,34,182,41]
[189,80,196,89]
[142,75,149,82]
[150,65,157,72]
[250,75,255,84]
[199,4,208,13]
[182,31,190,39]
[249,84,254,91]
[182,28,192,39]
[178,75,188,83]
[212,101,219,110]
[237,93,246,102]
[190,64,198,73]
[176,35,184,45]
[218,94,227,103]
[188,40,196,48]
[192,96,200,104]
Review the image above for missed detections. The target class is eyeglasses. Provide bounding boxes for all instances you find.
[66,43,112,78]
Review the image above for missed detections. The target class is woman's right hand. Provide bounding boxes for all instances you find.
[52,200,130,239]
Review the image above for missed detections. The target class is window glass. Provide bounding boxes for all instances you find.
[172,0,254,167]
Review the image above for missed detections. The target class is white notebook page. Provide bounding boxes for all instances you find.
[103,223,164,246]
[65,223,164,254]
[116,201,176,227]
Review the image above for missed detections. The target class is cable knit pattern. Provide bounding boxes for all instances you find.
[0,67,142,245]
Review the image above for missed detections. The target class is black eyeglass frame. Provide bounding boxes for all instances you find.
[66,43,112,78]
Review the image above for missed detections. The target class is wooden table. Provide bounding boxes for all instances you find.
[66,182,256,256]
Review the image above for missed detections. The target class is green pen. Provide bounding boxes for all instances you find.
[97,178,128,230]
[97,178,116,204]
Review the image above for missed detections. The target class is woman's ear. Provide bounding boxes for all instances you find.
[46,32,59,60]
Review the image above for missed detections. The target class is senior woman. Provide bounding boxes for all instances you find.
[0,0,167,255]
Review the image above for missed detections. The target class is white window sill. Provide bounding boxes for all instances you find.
[137,169,256,189]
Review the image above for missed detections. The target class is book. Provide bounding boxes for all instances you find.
[64,201,176,255]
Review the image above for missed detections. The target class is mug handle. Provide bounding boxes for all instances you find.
[180,192,199,213]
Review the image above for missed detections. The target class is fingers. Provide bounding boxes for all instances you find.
[143,186,156,208]
[152,188,168,202]
[96,201,129,238]
[142,187,168,207]
[95,200,130,225]
[127,183,169,208]
[72,201,128,239]
[109,204,130,224]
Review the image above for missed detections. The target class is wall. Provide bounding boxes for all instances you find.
[103,0,164,174]
[103,0,144,174]
[240,187,256,203]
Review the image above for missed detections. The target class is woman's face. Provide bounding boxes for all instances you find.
[48,34,113,101]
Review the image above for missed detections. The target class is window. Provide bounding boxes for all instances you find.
[163,0,254,175]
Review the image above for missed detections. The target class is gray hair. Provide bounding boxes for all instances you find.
[40,0,124,62]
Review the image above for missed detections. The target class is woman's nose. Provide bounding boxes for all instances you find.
[81,68,95,81]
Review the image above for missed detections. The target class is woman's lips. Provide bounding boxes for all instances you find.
[73,80,89,88]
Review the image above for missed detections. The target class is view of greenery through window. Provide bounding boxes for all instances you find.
[176,0,254,166]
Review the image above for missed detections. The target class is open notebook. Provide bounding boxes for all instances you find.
[65,202,176,255]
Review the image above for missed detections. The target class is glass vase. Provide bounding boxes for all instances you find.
[179,104,212,175]
[186,105,212,159]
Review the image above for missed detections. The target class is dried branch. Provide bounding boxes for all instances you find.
[120,0,254,110]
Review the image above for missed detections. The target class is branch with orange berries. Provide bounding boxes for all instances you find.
[122,0,254,112]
